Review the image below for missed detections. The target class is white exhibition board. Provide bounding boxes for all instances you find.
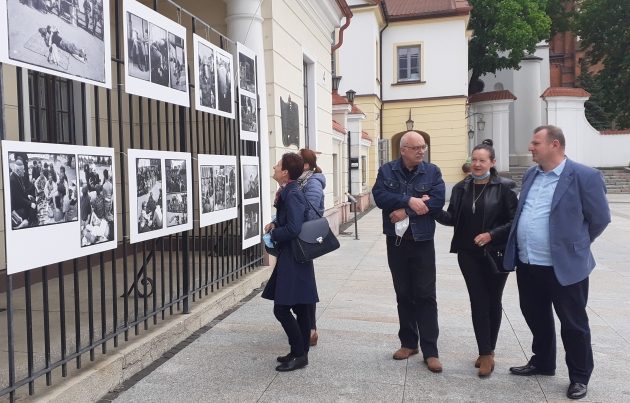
[236,42,258,142]
[2,140,117,274]
[193,34,235,119]
[0,0,112,88]
[198,154,238,227]
[127,148,193,243]
[122,0,189,107]
[240,156,260,249]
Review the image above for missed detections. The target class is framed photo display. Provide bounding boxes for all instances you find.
[193,34,234,119]
[0,0,112,88]
[237,42,258,141]
[2,140,117,274]
[240,156,260,249]
[198,154,238,227]
[127,148,192,243]
[122,0,189,107]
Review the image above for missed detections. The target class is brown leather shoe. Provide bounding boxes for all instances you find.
[309,331,318,347]
[425,357,443,373]
[477,354,494,377]
[475,351,494,368]
[392,347,419,360]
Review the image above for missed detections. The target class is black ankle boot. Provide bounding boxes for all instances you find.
[275,354,308,372]
[276,353,293,363]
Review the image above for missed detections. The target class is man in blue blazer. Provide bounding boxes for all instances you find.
[503,125,611,400]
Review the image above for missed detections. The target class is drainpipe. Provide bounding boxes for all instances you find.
[379,1,388,141]
[332,0,353,52]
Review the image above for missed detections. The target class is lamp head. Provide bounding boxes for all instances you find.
[405,109,414,131]
[345,89,356,104]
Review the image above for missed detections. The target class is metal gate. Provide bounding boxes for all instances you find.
[0,0,264,400]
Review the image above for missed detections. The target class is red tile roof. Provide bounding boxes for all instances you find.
[350,104,364,114]
[468,90,517,104]
[541,87,591,98]
[600,129,630,135]
[333,120,347,134]
[332,90,349,105]
[384,0,471,20]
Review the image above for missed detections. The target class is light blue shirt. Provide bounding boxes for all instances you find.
[516,159,566,266]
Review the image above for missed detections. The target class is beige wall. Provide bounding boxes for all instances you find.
[262,0,338,210]
[353,95,381,190]
[382,97,468,185]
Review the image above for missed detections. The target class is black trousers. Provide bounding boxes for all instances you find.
[273,304,312,357]
[516,261,593,384]
[386,237,439,358]
[310,304,316,330]
[457,250,509,355]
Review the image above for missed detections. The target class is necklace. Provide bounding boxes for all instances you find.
[472,181,488,214]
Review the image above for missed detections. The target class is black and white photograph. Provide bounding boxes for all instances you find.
[127,149,192,243]
[240,93,258,140]
[237,42,256,97]
[196,39,215,109]
[165,159,188,227]
[0,0,112,88]
[7,151,78,230]
[168,32,186,91]
[241,164,259,200]
[149,23,168,87]
[239,156,259,249]
[215,50,233,116]
[126,12,149,81]
[199,46,215,109]
[242,202,260,249]
[135,158,163,234]
[123,0,189,107]
[78,154,114,247]
[2,141,117,274]
[198,154,238,227]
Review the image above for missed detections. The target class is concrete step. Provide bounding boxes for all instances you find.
[501,166,630,194]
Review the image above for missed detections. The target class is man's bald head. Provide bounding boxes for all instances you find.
[399,131,427,169]
[400,131,425,149]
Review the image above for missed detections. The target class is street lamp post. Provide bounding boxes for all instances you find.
[346,89,359,240]
[345,89,356,196]
[466,112,486,149]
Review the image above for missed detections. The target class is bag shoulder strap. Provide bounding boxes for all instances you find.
[302,195,323,218]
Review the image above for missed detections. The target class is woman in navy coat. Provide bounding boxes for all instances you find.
[262,152,318,371]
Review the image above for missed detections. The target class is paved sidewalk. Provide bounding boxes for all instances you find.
[111,197,630,402]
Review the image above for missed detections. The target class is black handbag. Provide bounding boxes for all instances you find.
[291,198,340,264]
[484,244,512,273]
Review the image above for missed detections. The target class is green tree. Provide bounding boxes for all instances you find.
[468,0,551,94]
[577,60,612,130]
[576,0,630,128]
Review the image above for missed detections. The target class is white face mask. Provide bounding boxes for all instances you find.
[394,216,409,245]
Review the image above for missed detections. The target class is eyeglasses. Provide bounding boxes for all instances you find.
[403,145,429,152]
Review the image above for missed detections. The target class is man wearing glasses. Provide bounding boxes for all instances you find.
[372,131,445,373]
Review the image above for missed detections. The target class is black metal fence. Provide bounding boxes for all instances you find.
[0,1,263,400]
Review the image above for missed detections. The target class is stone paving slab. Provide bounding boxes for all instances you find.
[113,197,630,402]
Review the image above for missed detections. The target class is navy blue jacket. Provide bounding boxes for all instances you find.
[372,158,445,241]
[261,181,319,305]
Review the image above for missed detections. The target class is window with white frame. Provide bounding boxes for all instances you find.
[397,45,421,82]
[361,155,367,186]
[303,55,316,149]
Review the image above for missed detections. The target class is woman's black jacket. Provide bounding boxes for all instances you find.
[435,175,518,253]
